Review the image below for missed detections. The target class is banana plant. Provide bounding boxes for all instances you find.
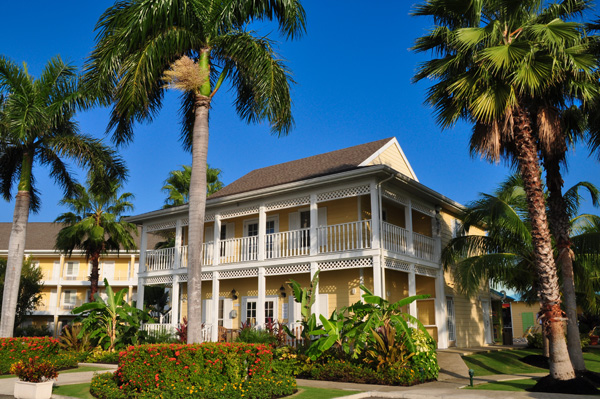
[284,271,320,344]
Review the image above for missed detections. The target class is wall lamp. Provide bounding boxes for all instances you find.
[231,289,238,300]
[279,285,287,298]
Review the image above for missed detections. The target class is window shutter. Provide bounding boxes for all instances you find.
[202,299,213,324]
[204,226,214,243]
[318,293,329,319]
[318,207,328,246]
[223,298,233,328]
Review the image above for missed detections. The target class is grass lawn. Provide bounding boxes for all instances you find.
[294,386,360,398]
[53,383,95,399]
[463,348,600,377]
[466,378,538,391]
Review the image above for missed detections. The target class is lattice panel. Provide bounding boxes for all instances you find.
[221,206,259,220]
[205,214,215,222]
[145,275,173,285]
[181,218,189,226]
[411,201,435,216]
[317,185,370,202]
[318,257,372,271]
[177,272,212,281]
[415,266,438,277]
[147,221,177,232]
[220,268,258,279]
[265,196,310,211]
[382,189,408,205]
[385,259,411,272]
[265,263,310,276]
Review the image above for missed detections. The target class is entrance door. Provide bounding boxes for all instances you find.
[481,300,493,344]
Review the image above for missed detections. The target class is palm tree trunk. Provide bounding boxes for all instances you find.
[512,107,575,380]
[187,92,210,343]
[544,157,586,372]
[89,252,101,302]
[0,154,32,337]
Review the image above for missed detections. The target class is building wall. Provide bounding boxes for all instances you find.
[367,144,414,178]
[511,301,539,336]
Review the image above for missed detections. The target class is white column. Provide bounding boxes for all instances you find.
[310,194,318,256]
[372,255,382,297]
[408,265,417,317]
[174,219,182,269]
[257,268,266,328]
[211,271,220,341]
[258,205,266,261]
[171,275,180,329]
[370,182,381,249]
[136,225,148,310]
[381,263,387,300]
[435,269,448,349]
[129,255,135,281]
[310,262,320,317]
[405,199,414,256]
[213,214,221,266]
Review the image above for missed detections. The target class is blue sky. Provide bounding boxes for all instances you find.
[1,1,599,223]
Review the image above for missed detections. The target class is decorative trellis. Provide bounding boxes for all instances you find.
[384,258,411,272]
[382,189,408,205]
[145,275,173,285]
[317,185,370,203]
[205,214,215,222]
[220,268,258,279]
[177,272,212,281]
[181,218,189,226]
[220,206,259,220]
[265,196,310,211]
[318,257,372,271]
[415,266,438,277]
[411,201,435,216]
[147,221,177,232]
[265,263,310,276]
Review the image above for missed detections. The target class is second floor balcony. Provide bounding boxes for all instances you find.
[145,219,438,272]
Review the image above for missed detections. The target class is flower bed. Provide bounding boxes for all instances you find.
[90,343,296,399]
[0,337,77,374]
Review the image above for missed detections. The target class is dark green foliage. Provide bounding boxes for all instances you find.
[527,333,544,349]
[0,257,43,329]
[235,326,277,345]
[0,337,78,375]
[14,325,51,337]
[90,372,127,399]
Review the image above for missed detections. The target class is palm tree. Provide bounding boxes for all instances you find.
[412,0,595,381]
[83,0,306,343]
[0,56,127,337]
[55,173,138,301]
[162,164,223,208]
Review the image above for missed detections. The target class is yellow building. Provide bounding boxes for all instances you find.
[128,137,494,348]
[0,223,160,337]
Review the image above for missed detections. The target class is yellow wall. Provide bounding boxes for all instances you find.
[511,302,540,336]
[320,269,363,317]
[412,210,432,237]
[360,196,371,220]
[382,199,406,228]
[367,144,414,178]
[320,198,358,225]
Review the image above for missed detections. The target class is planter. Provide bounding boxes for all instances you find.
[13,380,53,399]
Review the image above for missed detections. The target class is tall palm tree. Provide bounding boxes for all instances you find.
[55,174,138,301]
[0,56,127,337]
[162,164,223,208]
[83,0,306,342]
[412,0,595,381]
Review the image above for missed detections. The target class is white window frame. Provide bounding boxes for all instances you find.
[242,295,279,325]
[62,290,77,309]
[64,261,79,280]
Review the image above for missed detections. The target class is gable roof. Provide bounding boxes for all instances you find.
[210,137,397,199]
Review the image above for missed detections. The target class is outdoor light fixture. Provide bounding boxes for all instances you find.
[468,369,474,387]
[231,289,238,300]
[280,285,287,298]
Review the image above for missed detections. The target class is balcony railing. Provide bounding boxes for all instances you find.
[144,219,437,271]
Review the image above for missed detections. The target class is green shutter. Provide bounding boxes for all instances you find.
[522,312,534,334]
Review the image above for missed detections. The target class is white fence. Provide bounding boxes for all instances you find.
[265,228,310,259]
[381,222,409,254]
[318,220,372,253]
[413,232,436,261]
[146,247,175,271]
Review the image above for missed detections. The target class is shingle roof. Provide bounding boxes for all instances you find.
[0,222,162,252]
[209,137,393,199]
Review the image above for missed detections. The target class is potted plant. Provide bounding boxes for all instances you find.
[10,356,58,399]
[589,326,600,346]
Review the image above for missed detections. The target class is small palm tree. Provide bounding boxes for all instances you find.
[0,55,126,337]
[162,164,223,208]
[55,173,137,301]
[84,0,306,343]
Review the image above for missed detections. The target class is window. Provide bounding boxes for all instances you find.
[300,211,310,247]
[452,219,464,239]
[265,220,276,257]
[219,225,227,256]
[245,299,276,325]
[446,297,456,342]
[218,299,224,327]
[64,262,79,280]
[63,290,77,309]
[265,301,274,323]
[246,301,257,324]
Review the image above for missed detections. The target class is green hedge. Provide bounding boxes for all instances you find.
[91,343,296,399]
[0,337,77,374]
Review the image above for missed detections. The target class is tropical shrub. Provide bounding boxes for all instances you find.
[527,332,544,349]
[15,325,52,337]
[86,349,120,364]
[60,324,93,354]
[236,326,277,345]
[91,343,296,399]
[176,316,188,342]
[90,372,127,399]
[0,337,63,374]
[10,356,58,382]
[409,329,439,381]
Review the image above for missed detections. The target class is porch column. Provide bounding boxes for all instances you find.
[128,286,133,306]
[136,225,148,310]
[174,219,182,269]
[435,268,448,349]
[213,214,221,266]
[380,262,387,300]
[211,271,220,341]
[405,199,414,256]
[369,182,381,249]
[129,255,136,281]
[372,255,382,297]
[408,265,417,317]
[171,275,180,330]
[258,205,266,261]
[257,267,266,328]
[310,194,318,256]
[310,262,320,317]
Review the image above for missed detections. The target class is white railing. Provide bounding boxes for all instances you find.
[413,232,436,261]
[201,324,213,342]
[219,236,258,263]
[382,222,409,254]
[200,243,212,266]
[265,228,310,259]
[318,220,372,253]
[143,323,176,337]
[61,300,83,311]
[146,247,175,271]
[107,270,131,281]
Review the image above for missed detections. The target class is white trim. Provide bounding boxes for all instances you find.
[241,295,280,324]
[358,138,419,181]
